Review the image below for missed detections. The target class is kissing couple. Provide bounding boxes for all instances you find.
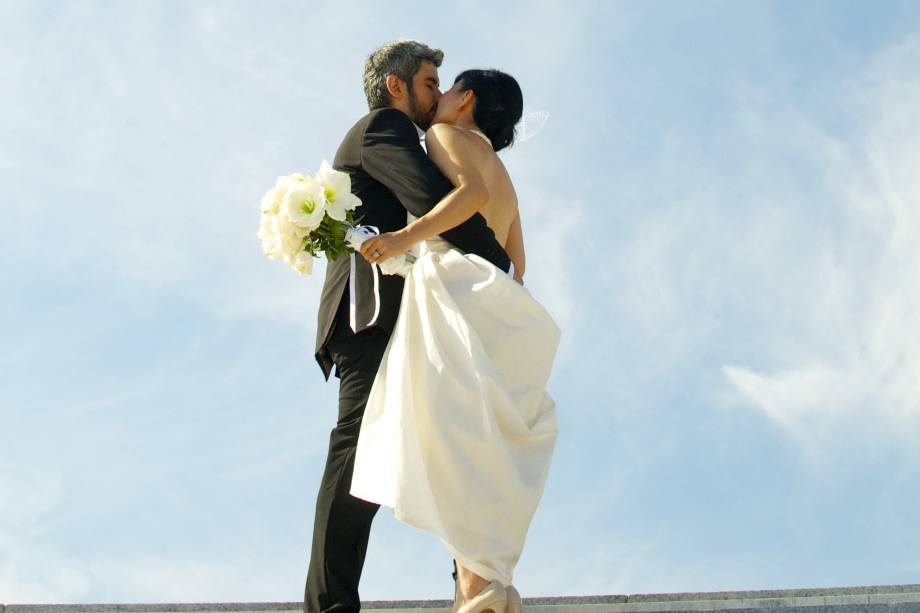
[304,38,560,613]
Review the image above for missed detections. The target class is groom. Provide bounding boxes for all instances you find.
[304,40,512,613]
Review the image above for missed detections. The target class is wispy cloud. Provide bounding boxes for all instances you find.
[722,33,920,457]
[6,0,920,602]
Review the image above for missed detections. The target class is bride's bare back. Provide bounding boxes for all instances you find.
[426,123,526,279]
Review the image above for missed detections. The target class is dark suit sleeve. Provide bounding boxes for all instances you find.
[360,108,511,273]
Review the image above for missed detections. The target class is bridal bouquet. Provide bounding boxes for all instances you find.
[257,161,415,276]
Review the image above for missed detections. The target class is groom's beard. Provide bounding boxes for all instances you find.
[407,88,436,131]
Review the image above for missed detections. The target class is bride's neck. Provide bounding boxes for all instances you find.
[452,114,479,132]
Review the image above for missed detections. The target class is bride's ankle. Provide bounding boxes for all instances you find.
[458,573,490,599]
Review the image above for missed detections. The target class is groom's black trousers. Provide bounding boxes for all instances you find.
[304,316,388,613]
[304,306,460,612]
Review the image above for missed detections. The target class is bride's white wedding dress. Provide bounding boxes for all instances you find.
[349,161,560,587]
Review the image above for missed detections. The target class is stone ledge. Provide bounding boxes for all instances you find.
[4,583,920,613]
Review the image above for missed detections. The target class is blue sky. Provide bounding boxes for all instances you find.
[3,0,920,604]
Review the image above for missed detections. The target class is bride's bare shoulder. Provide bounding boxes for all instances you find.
[425,123,482,150]
[425,122,463,139]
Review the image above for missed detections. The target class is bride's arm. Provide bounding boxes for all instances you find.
[505,212,526,284]
[360,124,487,266]
[400,124,488,242]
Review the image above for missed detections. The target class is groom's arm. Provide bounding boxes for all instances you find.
[360,108,511,273]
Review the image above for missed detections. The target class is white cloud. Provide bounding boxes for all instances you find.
[0,459,80,602]
[722,33,920,453]
[0,452,316,603]
[516,190,583,340]
[6,1,920,601]
[1,544,299,604]
[0,460,63,530]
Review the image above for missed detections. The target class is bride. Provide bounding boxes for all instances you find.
[350,69,560,613]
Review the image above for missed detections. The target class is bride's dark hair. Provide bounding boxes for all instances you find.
[454,69,523,152]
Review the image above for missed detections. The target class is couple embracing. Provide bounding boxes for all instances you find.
[304,39,560,613]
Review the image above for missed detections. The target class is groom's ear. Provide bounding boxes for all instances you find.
[385,75,406,101]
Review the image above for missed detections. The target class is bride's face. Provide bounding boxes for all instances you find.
[432,80,473,125]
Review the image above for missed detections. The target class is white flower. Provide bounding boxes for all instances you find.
[282,175,327,231]
[260,175,291,215]
[258,166,356,275]
[287,250,314,275]
[316,160,361,221]
[276,214,308,260]
[258,209,307,261]
[257,212,284,260]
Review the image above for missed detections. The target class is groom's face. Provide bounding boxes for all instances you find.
[406,60,441,130]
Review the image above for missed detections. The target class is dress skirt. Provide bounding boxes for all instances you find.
[348,236,560,586]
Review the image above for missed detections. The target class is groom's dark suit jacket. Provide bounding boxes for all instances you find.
[314,108,511,380]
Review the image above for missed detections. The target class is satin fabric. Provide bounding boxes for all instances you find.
[349,233,560,586]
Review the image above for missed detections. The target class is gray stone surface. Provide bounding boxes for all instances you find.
[4,584,920,612]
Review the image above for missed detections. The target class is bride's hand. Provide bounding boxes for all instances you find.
[359,230,414,265]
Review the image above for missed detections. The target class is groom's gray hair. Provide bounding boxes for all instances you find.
[363,39,444,110]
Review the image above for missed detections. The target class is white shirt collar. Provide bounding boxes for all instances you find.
[414,122,428,152]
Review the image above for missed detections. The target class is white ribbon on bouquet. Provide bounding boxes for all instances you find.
[343,224,417,332]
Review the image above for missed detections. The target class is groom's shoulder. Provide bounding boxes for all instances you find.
[341,107,411,145]
[360,107,414,134]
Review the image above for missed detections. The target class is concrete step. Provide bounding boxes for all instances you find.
[5,583,920,613]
